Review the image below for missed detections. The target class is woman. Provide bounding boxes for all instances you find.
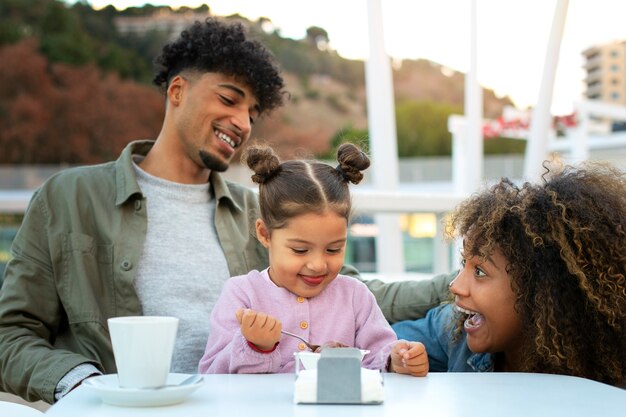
[393,163,626,386]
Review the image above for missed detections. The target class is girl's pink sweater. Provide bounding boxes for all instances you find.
[198,269,397,374]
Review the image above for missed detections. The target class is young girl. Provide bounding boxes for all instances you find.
[198,143,427,376]
[393,163,626,386]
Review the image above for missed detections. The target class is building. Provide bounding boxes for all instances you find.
[114,10,209,39]
[583,40,626,105]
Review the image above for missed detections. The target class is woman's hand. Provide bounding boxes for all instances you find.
[389,340,429,377]
[235,308,282,351]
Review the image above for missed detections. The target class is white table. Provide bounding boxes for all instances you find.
[45,372,626,416]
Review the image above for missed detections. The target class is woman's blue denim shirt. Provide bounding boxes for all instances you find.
[392,303,494,372]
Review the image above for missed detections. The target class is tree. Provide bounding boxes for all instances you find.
[395,100,460,157]
[0,39,163,163]
[321,126,369,159]
[38,0,96,65]
[305,26,329,50]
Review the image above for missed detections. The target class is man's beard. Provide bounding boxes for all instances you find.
[199,150,229,172]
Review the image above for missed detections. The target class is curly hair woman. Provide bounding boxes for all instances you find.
[393,163,626,386]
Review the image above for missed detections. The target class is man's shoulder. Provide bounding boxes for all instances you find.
[38,140,142,195]
[38,162,117,195]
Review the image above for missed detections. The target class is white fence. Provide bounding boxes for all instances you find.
[2,99,626,275]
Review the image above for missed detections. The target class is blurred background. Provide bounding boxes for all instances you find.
[2,0,626,281]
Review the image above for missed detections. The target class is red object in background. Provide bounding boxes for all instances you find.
[481,111,577,139]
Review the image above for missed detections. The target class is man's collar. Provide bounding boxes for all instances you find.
[210,170,243,212]
[115,140,154,206]
[114,139,243,212]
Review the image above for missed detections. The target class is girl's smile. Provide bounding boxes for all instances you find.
[299,274,327,286]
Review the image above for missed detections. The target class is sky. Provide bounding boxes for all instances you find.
[69,0,626,116]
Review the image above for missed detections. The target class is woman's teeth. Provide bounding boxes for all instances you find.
[455,305,485,329]
[455,305,477,315]
[464,313,485,329]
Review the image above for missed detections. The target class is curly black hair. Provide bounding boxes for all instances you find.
[447,163,626,386]
[153,17,285,113]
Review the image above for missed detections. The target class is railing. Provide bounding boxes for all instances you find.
[2,99,626,277]
[0,191,32,213]
[0,179,464,277]
[557,100,626,163]
[351,187,463,276]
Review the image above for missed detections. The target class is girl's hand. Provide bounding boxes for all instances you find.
[235,308,282,351]
[389,340,429,377]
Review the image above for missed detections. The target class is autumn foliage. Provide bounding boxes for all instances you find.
[0,39,164,164]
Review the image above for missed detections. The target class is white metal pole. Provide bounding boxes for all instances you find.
[448,115,468,195]
[365,0,404,274]
[524,0,570,180]
[465,0,483,192]
[571,101,590,162]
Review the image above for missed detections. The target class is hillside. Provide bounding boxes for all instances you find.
[394,59,512,119]
[252,72,368,158]
[256,58,513,158]
[0,0,515,163]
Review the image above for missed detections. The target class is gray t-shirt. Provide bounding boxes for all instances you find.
[133,159,231,373]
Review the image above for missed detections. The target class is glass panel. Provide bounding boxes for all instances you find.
[347,213,443,273]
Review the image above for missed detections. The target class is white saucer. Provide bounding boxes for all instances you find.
[82,373,203,407]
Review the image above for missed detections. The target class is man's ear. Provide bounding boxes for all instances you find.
[256,219,270,247]
[167,75,185,106]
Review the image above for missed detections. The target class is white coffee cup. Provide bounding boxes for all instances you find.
[108,316,179,389]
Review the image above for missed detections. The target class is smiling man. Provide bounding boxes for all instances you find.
[0,18,285,404]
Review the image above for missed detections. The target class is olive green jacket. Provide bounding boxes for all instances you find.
[0,141,453,403]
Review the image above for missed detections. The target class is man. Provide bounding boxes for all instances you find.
[0,18,452,403]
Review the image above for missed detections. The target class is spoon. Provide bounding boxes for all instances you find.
[280,330,320,352]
